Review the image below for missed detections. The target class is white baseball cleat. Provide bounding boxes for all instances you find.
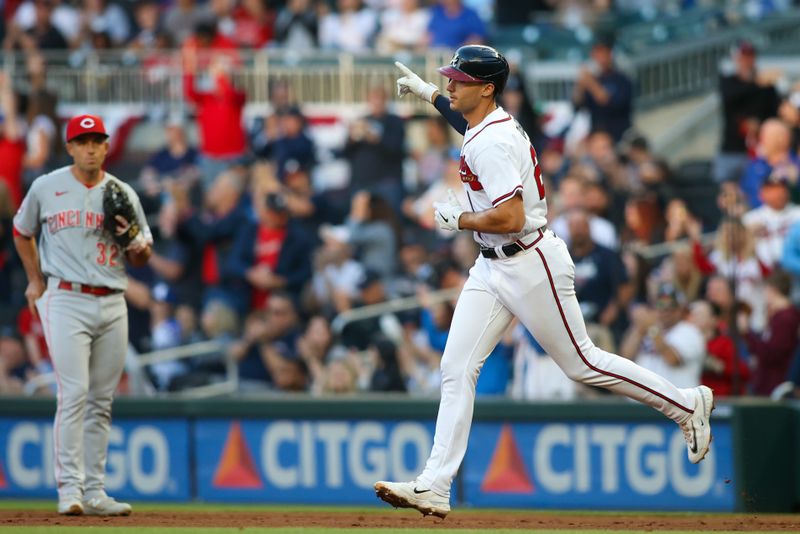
[374,480,450,518]
[681,385,715,464]
[57,495,84,515]
[83,495,132,516]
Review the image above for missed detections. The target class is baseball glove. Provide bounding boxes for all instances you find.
[102,180,140,249]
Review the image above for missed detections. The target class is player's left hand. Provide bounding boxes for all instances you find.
[433,189,464,232]
[114,214,131,237]
[126,233,148,253]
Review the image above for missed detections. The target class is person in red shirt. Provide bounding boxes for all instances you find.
[690,300,749,396]
[0,73,26,209]
[248,193,289,309]
[183,29,246,187]
[232,0,274,48]
[739,269,800,395]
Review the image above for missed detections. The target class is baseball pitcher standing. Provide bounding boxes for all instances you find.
[13,115,152,516]
[375,46,714,518]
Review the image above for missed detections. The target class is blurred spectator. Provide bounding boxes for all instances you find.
[148,199,199,309]
[77,0,130,47]
[714,41,781,183]
[138,119,200,213]
[344,191,401,278]
[17,304,50,375]
[550,176,618,249]
[0,329,27,394]
[572,129,626,195]
[184,50,247,186]
[510,325,575,400]
[3,0,69,50]
[740,119,800,208]
[343,84,406,212]
[620,283,705,388]
[653,245,704,305]
[778,88,800,153]
[691,300,749,397]
[273,0,318,52]
[164,0,205,46]
[10,0,79,44]
[695,219,766,330]
[146,283,187,391]
[397,288,446,396]
[412,116,455,191]
[376,0,429,54]
[297,314,335,382]
[663,198,702,243]
[232,0,274,48]
[22,53,58,182]
[340,269,403,350]
[176,170,254,315]
[199,0,237,42]
[743,174,800,270]
[241,192,314,308]
[571,39,633,143]
[568,210,631,339]
[781,217,800,305]
[0,184,20,320]
[127,0,162,52]
[254,106,315,180]
[502,58,546,151]
[0,74,26,210]
[281,161,341,237]
[475,324,515,396]
[310,232,365,316]
[319,0,377,53]
[739,269,800,396]
[352,336,406,392]
[427,0,485,49]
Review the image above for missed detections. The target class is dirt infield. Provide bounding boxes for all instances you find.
[1,509,799,531]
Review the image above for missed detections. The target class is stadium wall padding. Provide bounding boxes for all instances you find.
[0,397,796,512]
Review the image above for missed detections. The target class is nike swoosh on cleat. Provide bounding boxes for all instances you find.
[690,425,698,454]
[441,215,449,222]
[413,488,430,494]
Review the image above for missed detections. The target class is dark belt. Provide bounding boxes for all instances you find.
[480,227,547,260]
[58,280,122,296]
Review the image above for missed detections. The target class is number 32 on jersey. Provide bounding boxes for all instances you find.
[96,242,121,267]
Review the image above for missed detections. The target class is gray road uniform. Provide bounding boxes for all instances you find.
[13,166,152,502]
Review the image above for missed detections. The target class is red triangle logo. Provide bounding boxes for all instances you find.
[481,424,534,494]
[0,461,7,489]
[212,421,263,489]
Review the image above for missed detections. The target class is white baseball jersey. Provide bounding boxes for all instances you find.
[742,204,800,268]
[13,166,152,290]
[458,106,547,248]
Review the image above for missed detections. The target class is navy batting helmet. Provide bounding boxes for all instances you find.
[438,45,510,95]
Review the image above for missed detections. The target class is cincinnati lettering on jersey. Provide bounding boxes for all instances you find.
[459,156,484,191]
[47,210,105,234]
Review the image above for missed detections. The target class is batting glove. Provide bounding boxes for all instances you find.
[433,189,464,232]
[395,61,439,104]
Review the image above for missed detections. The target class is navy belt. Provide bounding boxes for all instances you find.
[480,227,546,260]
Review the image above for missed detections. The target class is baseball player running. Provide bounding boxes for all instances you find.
[375,46,714,518]
[13,115,152,516]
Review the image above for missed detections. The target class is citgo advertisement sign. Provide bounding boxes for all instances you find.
[463,421,735,510]
[0,417,190,501]
[195,419,437,503]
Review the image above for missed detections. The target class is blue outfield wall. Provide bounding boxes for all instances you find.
[0,397,794,511]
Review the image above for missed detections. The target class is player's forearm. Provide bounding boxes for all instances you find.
[458,197,525,234]
[126,246,152,268]
[13,235,44,283]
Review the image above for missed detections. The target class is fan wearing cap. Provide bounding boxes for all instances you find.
[12,114,152,517]
[377,46,716,518]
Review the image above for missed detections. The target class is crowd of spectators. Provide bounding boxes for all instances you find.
[1,2,800,401]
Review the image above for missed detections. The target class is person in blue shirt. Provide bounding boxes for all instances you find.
[740,118,800,207]
[568,209,631,339]
[572,38,633,143]
[427,0,486,50]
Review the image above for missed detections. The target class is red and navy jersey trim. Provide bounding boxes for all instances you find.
[491,185,523,206]
[463,115,512,147]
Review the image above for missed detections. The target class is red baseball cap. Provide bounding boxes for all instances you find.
[65,114,108,142]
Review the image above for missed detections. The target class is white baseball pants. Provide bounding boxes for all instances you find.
[416,231,697,497]
[37,279,128,500]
